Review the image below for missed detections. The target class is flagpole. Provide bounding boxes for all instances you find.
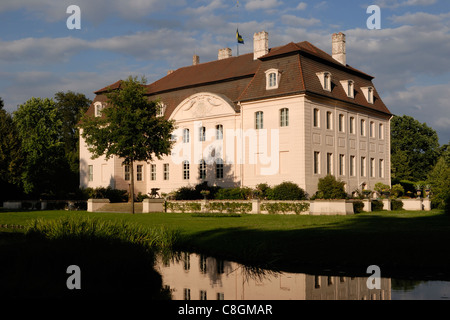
[236,1,239,56]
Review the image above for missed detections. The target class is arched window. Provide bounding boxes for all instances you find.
[216,124,223,140]
[183,128,190,143]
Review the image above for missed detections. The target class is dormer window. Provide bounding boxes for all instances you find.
[94,102,105,117]
[340,80,354,98]
[361,86,374,104]
[265,69,281,90]
[157,102,166,117]
[316,72,332,92]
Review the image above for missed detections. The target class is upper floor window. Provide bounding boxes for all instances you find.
[361,119,366,136]
[137,165,143,181]
[94,102,104,117]
[379,123,384,140]
[326,111,333,130]
[340,80,354,98]
[255,111,263,129]
[265,69,281,90]
[316,72,332,92]
[338,114,345,132]
[349,117,355,134]
[183,128,190,143]
[199,126,206,142]
[280,108,289,127]
[183,160,190,180]
[199,159,206,180]
[216,124,223,140]
[370,121,375,138]
[362,86,374,104]
[157,102,166,117]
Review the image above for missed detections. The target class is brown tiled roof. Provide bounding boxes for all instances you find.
[92,39,391,116]
[94,80,123,94]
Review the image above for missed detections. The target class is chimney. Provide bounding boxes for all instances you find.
[332,32,346,65]
[253,31,269,60]
[167,70,175,75]
[193,54,200,65]
[218,48,232,60]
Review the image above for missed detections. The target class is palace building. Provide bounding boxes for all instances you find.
[80,31,392,197]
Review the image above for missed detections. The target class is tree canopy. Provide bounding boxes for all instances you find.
[391,115,441,182]
[79,76,175,212]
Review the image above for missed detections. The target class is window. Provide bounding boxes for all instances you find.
[361,119,366,136]
[379,159,384,178]
[379,123,384,140]
[150,164,156,181]
[199,159,206,180]
[324,73,331,91]
[184,288,191,300]
[183,128,190,143]
[124,165,130,181]
[350,156,356,176]
[313,108,320,128]
[370,158,375,177]
[347,81,354,98]
[199,126,206,142]
[157,103,166,117]
[316,72,332,91]
[183,160,190,180]
[280,108,289,127]
[215,158,224,179]
[137,165,143,181]
[94,103,104,117]
[326,111,332,130]
[314,152,320,174]
[163,163,169,180]
[361,157,366,177]
[255,111,263,129]
[370,121,375,138]
[217,293,224,300]
[362,86,374,104]
[200,290,207,300]
[339,154,345,176]
[216,124,223,140]
[349,117,355,134]
[265,69,280,89]
[88,165,93,182]
[327,153,333,175]
[339,114,345,132]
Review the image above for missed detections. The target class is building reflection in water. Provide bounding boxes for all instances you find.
[155,252,391,300]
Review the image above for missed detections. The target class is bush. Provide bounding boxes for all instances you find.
[391,199,404,211]
[313,175,347,200]
[353,200,364,213]
[173,182,222,200]
[215,187,252,200]
[371,199,384,211]
[267,182,307,200]
[391,184,404,198]
[83,187,128,203]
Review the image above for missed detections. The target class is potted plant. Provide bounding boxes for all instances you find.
[414,183,423,198]
[424,185,431,198]
[200,189,210,200]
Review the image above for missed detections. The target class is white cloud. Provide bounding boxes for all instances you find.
[296,2,307,10]
[245,0,283,11]
[375,0,437,8]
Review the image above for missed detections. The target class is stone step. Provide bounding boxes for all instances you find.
[97,202,143,213]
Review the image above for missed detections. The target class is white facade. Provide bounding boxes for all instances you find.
[80,32,392,198]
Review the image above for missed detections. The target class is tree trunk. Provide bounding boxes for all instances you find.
[130,160,135,214]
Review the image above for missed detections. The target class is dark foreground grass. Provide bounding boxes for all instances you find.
[0,215,178,299]
[1,209,450,283]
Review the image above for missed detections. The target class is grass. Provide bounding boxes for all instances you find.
[1,209,450,283]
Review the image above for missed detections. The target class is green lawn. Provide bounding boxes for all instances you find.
[1,209,450,280]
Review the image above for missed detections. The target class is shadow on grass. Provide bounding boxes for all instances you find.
[177,212,450,280]
[0,232,171,299]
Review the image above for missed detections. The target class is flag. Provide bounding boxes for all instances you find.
[236,29,244,44]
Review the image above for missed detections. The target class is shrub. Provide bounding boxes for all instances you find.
[391,184,404,198]
[353,200,364,213]
[313,175,347,200]
[260,202,309,215]
[391,199,404,211]
[266,182,306,200]
[371,199,384,211]
[83,187,128,203]
[215,187,252,200]
[174,186,199,200]
[254,183,272,199]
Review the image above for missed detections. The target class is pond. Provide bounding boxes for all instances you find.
[155,252,450,300]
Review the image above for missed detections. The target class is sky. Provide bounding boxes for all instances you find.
[0,0,449,144]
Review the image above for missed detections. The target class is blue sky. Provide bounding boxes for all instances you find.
[0,0,449,144]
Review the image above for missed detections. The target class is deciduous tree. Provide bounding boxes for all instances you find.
[79,76,175,213]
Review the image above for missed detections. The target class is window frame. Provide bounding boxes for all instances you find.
[183,160,190,180]
[183,128,190,143]
[280,108,289,127]
[255,111,264,129]
[215,158,224,179]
